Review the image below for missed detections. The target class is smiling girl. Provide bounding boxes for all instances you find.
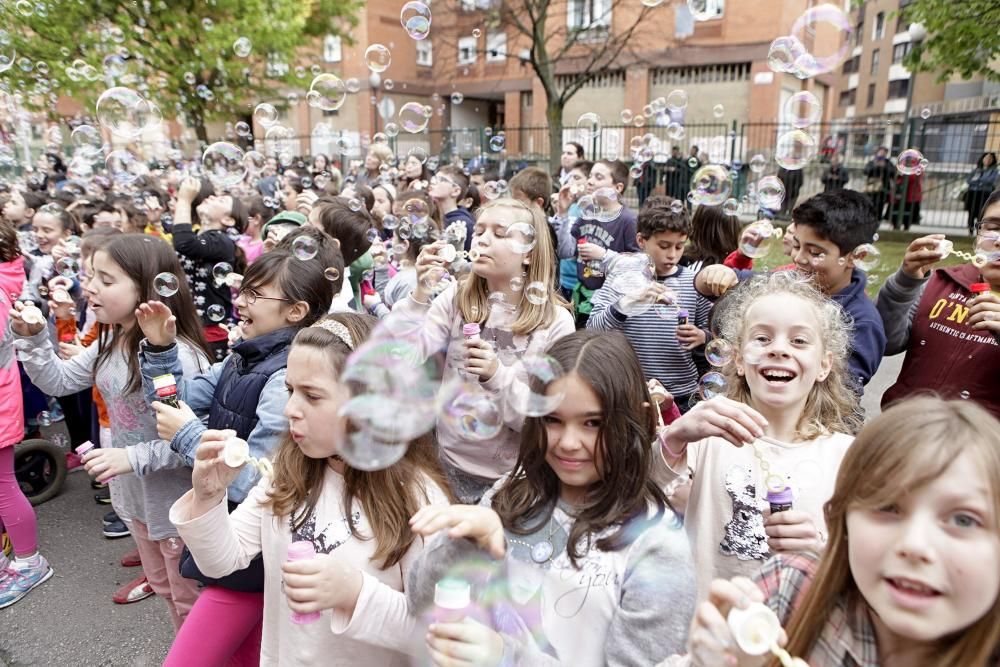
[11,234,210,630]
[169,314,451,666]
[656,271,860,602]
[681,396,1000,667]
[408,329,696,665]
[387,197,574,502]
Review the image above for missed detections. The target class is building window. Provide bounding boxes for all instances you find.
[568,0,611,31]
[460,0,497,9]
[323,35,342,63]
[416,40,433,67]
[838,89,856,106]
[870,48,880,75]
[521,90,533,108]
[873,12,885,40]
[485,31,507,62]
[854,20,863,46]
[842,55,860,74]
[458,36,477,65]
[892,42,911,64]
[866,83,876,107]
[887,79,909,99]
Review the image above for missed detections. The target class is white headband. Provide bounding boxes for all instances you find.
[311,319,354,349]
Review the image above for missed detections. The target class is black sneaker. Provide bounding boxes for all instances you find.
[94,489,112,505]
[102,518,130,539]
[103,510,118,527]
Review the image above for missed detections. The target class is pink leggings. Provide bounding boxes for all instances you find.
[0,446,38,557]
[164,586,264,667]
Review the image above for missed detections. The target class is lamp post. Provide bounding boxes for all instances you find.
[894,21,926,230]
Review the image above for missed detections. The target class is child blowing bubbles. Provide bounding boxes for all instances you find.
[657,271,860,603]
[679,397,1000,667]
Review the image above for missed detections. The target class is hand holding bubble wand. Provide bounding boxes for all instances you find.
[220,436,274,477]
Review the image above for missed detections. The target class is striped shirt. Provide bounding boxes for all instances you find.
[587,264,712,397]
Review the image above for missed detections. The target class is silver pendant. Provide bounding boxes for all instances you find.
[531,539,554,563]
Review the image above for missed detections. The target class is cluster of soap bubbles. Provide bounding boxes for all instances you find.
[308,74,348,112]
[96,87,161,139]
[400,2,431,40]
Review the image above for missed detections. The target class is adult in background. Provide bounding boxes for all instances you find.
[863,146,894,220]
[965,152,998,235]
[777,166,804,218]
[554,141,584,187]
[821,153,850,192]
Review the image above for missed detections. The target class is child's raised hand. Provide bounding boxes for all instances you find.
[661,397,768,459]
[295,190,319,214]
[463,338,499,382]
[177,176,202,203]
[764,510,823,554]
[688,577,775,667]
[152,399,198,442]
[697,265,739,297]
[426,618,505,667]
[81,447,133,484]
[10,301,46,336]
[409,505,506,559]
[190,430,242,506]
[281,554,363,615]
[135,301,177,347]
[901,234,947,279]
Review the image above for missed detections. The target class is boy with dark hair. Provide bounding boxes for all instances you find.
[551,160,594,301]
[429,164,475,250]
[508,167,552,210]
[696,188,886,390]
[589,196,712,411]
[569,159,640,326]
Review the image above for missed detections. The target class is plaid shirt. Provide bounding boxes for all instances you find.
[755,554,880,667]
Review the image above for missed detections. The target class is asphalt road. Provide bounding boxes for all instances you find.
[0,354,905,666]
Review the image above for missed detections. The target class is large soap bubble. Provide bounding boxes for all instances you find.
[790,4,854,76]
[202,142,247,189]
[689,164,732,206]
[96,87,157,139]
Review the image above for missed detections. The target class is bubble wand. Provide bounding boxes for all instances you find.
[727,602,810,667]
[221,437,273,477]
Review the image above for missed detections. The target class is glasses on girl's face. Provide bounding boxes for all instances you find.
[238,288,291,305]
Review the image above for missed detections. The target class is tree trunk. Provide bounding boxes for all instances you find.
[547,102,564,176]
[194,120,209,145]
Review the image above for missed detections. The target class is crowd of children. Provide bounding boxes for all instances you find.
[0,139,998,667]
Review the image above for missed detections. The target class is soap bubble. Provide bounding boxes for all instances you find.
[749,154,768,173]
[713,104,725,118]
[56,257,79,278]
[767,35,807,74]
[482,181,501,201]
[688,0,719,20]
[689,164,732,206]
[154,272,179,297]
[233,37,252,57]
[437,380,502,440]
[790,4,853,76]
[757,176,786,210]
[784,91,821,129]
[592,187,621,223]
[896,149,924,176]
[324,267,341,282]
[920,107,932,120]
[253,103,278,128]
[508,355,565,416]
[620,109,634,123]
[235,121,252,137]
[851,243,881,272]
[202,142,247,189]
[739,221,777,258]
[70,124,103,154]
[935,239,954,259]
[399,102,431,133]
[292,236,318,260]
[206,304,226,322]
[105,150,142,185]
[450,92,464,105]
[705,339,734,367]
[774,129,816,170]
[666,89,688,112]
[96,87,157,139]
[364,44,392,73]
[507,221,536,254]
[489,134,505,152]
[400,2,432,40]
[612,271,657,317]
[722,198,740,216]
[698,371,727,400]
[405,199,430,225]
[524,282,547,306]
[308,74,347,111]
[576,112,601,140]
[212,262,233,284]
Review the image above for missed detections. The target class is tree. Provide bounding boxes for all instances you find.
[433,0,669,170]
[896,0,1000,83]
[0,0,360,143]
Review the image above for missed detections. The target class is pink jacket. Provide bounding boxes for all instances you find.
[0,257,25,448]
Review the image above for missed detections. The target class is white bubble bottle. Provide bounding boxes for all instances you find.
[434,578,471,623]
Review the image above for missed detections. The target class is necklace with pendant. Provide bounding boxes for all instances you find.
[509,514,562,564]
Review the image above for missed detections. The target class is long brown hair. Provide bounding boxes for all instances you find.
[683,204,741,266]
[774,397,1000,667]
[263,313,452,569]
[491,329,672,569]
[456,198,569,336]
[0,217,20,263]
[95,234,209,393]
[717,271,863,439]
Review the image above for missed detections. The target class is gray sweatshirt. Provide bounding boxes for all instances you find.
[15,329,208,540]
[875,267,928,355]
[407,480,697,666]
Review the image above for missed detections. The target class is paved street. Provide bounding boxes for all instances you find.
[0,354,905,666]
